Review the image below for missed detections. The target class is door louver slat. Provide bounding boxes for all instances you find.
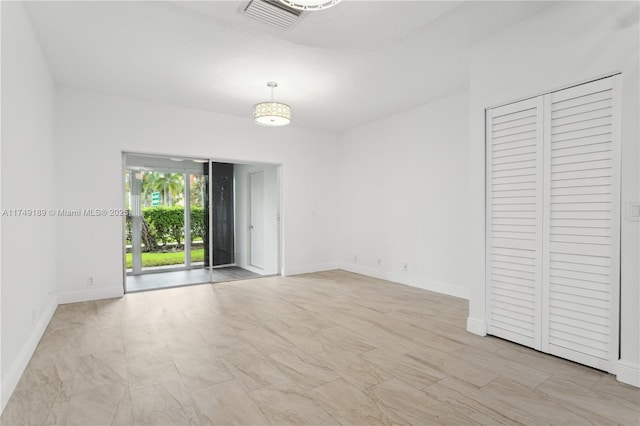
[487,76,620,373]
[486,97,544,349]
[542,77,620,371]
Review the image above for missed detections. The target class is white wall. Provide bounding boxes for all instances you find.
[0,2,58,411]
[55,88,340,303]
[466,1,640,386]
[3,5,638,412]
[234,163,280,275]
[338,91,471,299]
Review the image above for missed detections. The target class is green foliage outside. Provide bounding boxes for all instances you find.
[124,171,205,211]
[126,248,205,268]
[142,172,184,206]
[189,207,206,245]
[143,206,185,246]
[133,172,205,209]
[125,206,206,247]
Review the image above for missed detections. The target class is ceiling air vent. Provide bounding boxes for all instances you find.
[243,0,302,30]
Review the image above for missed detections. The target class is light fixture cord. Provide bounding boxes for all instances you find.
[270,85,274,101]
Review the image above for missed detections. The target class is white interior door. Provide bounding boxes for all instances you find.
[486,96,544,350]
[486,75,620,373]
[542,76,620,372]
[249,171,264,269]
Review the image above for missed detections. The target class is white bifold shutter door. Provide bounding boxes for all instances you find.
[541,77,620,372]
[486,97,544,350]
[486,75,620,373]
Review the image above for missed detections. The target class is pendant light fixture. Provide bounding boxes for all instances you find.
[253,82,291,127]
[277,0,343,11]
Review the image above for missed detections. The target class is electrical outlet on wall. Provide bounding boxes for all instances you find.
[403,263,409,272]
[88,276,94,287]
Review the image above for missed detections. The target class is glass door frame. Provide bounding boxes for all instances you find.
[123,154,207,278]
[122,152,284,293]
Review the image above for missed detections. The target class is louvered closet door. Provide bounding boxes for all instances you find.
[542,76,620,372]
[486,97,544,350]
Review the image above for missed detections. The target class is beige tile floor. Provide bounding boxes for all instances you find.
[2,270,639,425]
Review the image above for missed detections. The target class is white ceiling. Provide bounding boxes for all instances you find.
[23,0,559,132]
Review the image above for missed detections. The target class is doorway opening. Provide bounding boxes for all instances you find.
[123,153,281,292]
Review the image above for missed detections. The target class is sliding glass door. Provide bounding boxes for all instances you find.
[205,162,236,269]
[187,173,207,272]
[123,153,280,292]
[124,154,209,291]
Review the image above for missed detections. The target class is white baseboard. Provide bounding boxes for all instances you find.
[283,263,339,276]
[466,317,487,336]
[242,264,264,275]
[1,295,58,413]
[617,360,640,388]
[58,286,124,304]
[337,263,470,299]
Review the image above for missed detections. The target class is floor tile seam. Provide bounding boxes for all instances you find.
[530,380,625,424]
[587,385,640,410]
[369,364,439,393]
[545,372,640,409]
[242,385,297,426]
[427,377,528,426]
[226,377,272,426]
[306,377,395,426]
[185,378,239,426]
[265,351,340,388]
[412,385,492,426]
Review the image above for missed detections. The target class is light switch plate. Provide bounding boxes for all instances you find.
[626,202,640,222]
